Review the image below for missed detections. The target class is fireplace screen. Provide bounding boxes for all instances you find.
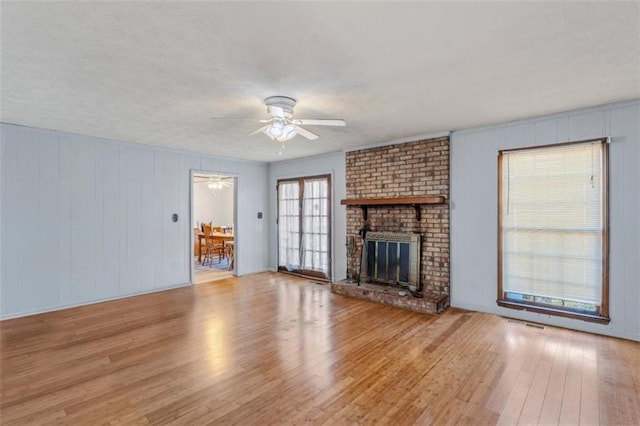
[361,232,421,291]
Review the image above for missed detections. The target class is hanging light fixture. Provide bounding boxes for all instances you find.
[206,177,232,192]
[263,119,297,143]
[246,96,345,154]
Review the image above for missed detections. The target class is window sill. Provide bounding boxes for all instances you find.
[497,300,610,324]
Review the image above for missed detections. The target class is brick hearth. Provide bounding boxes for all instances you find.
[331,281,449,314]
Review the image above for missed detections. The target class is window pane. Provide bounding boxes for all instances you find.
[500,141,605,312]
[278,181,300,269]
[301,178,329,274]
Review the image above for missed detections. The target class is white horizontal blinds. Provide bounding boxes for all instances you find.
[302,178,329,274]
[278,181,300,270]
[501,141,604,305]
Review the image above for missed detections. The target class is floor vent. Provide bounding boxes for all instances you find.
[506,319,544,329]
[525,323,544,329]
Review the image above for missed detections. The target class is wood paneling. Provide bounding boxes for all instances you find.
[0,123,269,319]
[621,106,640,336]
[451,100,640,341]
[17,132,40,311]
[37,131,60,307]
[533,118,558,146]
[569,110,605,141]
[0,130,4,315]
[1,272,638,424]
[70,136,97,304]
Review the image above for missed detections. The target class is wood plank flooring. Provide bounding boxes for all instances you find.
[194,268,232,284]
[1,272,638,425]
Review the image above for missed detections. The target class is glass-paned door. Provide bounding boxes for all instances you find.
[277,175,331,280]
[277,181,300,271]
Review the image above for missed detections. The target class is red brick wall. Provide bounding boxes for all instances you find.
[345,137,449,296]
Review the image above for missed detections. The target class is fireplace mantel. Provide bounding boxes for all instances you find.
[340,196,446,220]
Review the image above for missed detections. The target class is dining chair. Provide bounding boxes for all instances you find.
[226,241,235,270]
[212,226,229,259]
[198,224,213,263]
[202,226,225,266]
[194,228,202,258]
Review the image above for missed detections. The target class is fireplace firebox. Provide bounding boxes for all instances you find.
[360,232,421,292]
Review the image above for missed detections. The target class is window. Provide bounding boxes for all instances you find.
[498,139,609,323]
[277,175,331,280]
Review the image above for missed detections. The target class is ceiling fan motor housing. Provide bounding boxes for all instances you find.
[265,96,296,118]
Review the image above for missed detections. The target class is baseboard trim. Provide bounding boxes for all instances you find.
[0,282,193,321]
[451,301,639,342]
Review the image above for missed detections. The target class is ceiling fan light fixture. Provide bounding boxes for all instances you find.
[280,124,297,140]
[206,177,232,191]
[263,120,297,142]
[267,120,284,138]
[249,95,345,147]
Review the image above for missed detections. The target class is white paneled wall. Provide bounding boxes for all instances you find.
[1,123,269,319]
[451,100,640,341]
[268,152,347,282]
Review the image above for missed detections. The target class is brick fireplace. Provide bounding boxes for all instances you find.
[333,136,450,313]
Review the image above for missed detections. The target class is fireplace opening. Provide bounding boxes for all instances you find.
[360,232,421,291]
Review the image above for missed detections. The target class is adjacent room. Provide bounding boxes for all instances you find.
[192,173,235,283]
[1,2,638,424]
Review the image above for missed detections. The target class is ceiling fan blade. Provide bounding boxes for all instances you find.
[210,117,258,120]
[249,125,271,136]
[258,119,272,123]
[292,118,346,127]
[294,125,319,140]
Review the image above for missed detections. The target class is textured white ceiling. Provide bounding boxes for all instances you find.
[2,1,639,162]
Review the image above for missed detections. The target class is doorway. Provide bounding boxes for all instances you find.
[191,172,236,284]
[277,174,331,280]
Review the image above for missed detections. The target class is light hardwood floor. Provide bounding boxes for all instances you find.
[195,268,233,284]
[1,273,638,425]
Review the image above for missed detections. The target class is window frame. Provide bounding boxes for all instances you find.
[497,138,610,324]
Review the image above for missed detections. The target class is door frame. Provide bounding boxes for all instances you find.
[190,169,238,284]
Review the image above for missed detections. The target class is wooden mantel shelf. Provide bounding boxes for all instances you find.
[340,196,446,221]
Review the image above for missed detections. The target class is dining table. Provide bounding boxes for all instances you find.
[197,232,234,264]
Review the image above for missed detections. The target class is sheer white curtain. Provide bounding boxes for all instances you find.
[302,178,329,273]
[278,181,300,270]
[277,176,330,279]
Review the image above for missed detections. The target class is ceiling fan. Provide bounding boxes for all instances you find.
[194,174,233,191]
[248,96,346,143]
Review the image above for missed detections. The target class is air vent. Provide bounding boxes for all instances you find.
[525,323,544,329]
[506,319,544,329]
